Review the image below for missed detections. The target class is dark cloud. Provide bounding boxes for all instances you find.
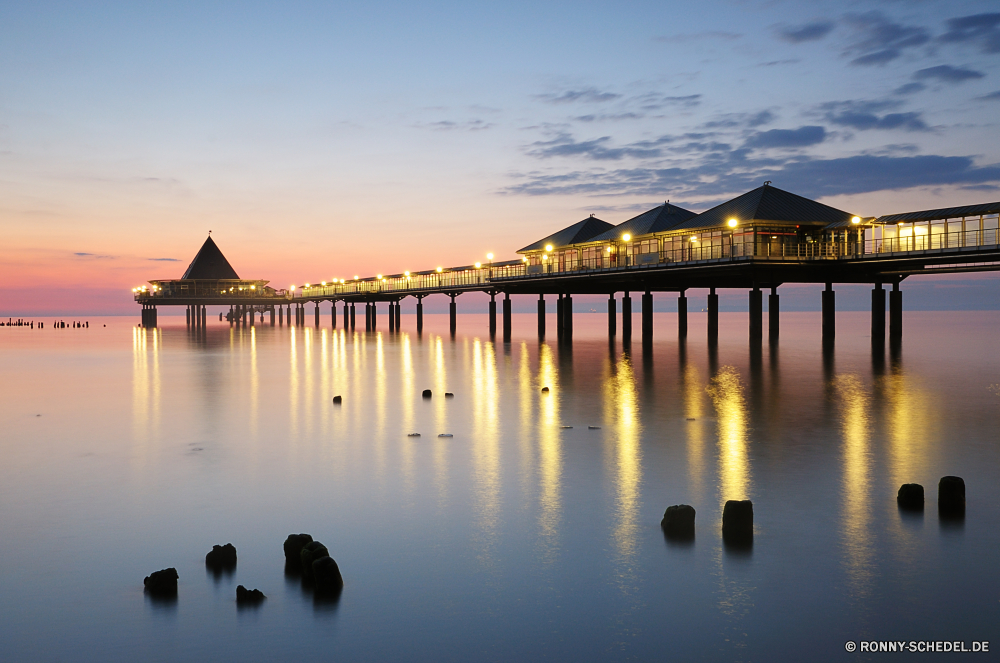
[74,252,93,256]
[743,126,826,149]
[701,110,775,129]
[818,101,928,131]
[939,13,1000,54]
[536,88,621,104]
[842,11,931,66]
[913,64,985,83]
[976,90,1000,101]
[526,134,663,161]
[574,113,644,122]
[502,154,1000,200]
[893,82,926,95]
[148,258,180,262]
[777,21,835,43]
[630,93,702,110]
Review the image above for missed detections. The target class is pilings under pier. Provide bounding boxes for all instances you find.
[707,288,718,341]
[749,286,763,341]
[890,282,903,341]
[502,293,512,341]
[537,295,545,338]
[641,291,653,343]
[678,291,687,339]
[822,282,835,341]
[769,287,779,343]
[622,292,632,340]
[872,283,885,344]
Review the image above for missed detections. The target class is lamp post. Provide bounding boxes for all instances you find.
[622,233,631,266]
[851,216,862,256]
[728,218,738,259]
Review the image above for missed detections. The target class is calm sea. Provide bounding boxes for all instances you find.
[1,311,998,662]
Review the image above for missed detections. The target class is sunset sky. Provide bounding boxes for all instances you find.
[2,0,999,315]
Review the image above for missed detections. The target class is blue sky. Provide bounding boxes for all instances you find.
[1,0,999,312]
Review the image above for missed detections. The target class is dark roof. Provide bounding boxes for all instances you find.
[181,236,240,280]
[586,203,697,243]
[875,202,1000,225]
[518,216,614,253]
[670,184,855,232]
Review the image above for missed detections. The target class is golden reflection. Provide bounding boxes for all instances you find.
[537,342,561,562]
[289,326,299,437]
[400,332,416,494]
[250,326,258,437]
[682,361,706,505]
[880,368,935,492]
[518,342,534,498]
[130,328,161,477]
[432,335,449,506]
[707,366,751,505]
[603,351,642,567]
[471,338,501,567]
[836,374,874,598]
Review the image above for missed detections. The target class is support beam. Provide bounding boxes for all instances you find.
[489,293,497,338]
[608,295,616,337]
[331,302,336,328]
[641,291,653,342]
[201,306,206,328]
[416,297,423,332]
[350,303,356,329]
[270,307,275,326]
[768,287,779,343]
[822,282,835,340]
[371,302,377,330]
[186,306,191,326]
[622,292,632,339]
[395,302,401,330]
[537,294,546,338]
[708,288,718,341]
[449,295,457,335]
[890,282,902,341]
[871,283,885,345]
[563,294,573,338]
[365,303,372,331]
[749,287,763,341]
[315,304,320,327]
[502,293,512,341]
[556,295,564,338]
[678,290,687,339]
[389,301,396,331]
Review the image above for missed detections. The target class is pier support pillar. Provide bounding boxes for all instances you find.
[872,284,885,345]
[315,304,320,327]
[489,293,497,338]
[622,292,632,340]
[449,295,457,335]
[331,303,336,328]
[537,295,545,338]
[822,283,835,341]
[769,287,779,343]
[749,287,763,341]
[372,303,378,330]
[641,291,653,343]
[556,295,564,338]
[563,295,573,339]
[201,306,206,328]
[186,307,191,326]
[389,301,396,331]
[416,297,423,332]
[349,303,355,329]
[608,295,616,337]
[678,291,687,339]
[395,302,401,330]
[890,282,902,341]
[502,293,512,341]
[708,288,719,341]
[365,303,371,331]
[342,302,348,329]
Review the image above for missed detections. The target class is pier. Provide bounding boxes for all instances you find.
[135,183,1000,344]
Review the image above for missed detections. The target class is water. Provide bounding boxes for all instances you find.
[1,311,998,662]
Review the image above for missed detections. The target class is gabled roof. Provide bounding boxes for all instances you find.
[875,201,1000,225]
[587,203,697,243]
[670,184,855,232]
[518,216,614,253]
[181,236,240,280]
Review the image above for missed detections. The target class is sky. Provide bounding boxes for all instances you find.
[2,0,999,315]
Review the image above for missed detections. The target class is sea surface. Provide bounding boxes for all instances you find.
[1,311,998,662]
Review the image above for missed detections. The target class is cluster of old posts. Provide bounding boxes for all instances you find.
[136,183,1000,348]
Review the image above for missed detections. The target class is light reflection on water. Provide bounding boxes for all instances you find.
[3,311,1000,662]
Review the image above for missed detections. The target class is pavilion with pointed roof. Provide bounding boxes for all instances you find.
[144,235,272,300]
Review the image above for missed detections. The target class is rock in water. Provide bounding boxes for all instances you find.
[897,484,924,510]
[541,387,549,393]
[236,585,266,603]
[938,476,966,512]
[722,500,753,540]
[661,505,696,538]
[300,541,330,581]
[283,533,313,568]
[332,395,342,404]
[422,389,432,398]
[205,543,237,569]
[312,556,344,593]
[445,392,454,398]
[144,568,178,596]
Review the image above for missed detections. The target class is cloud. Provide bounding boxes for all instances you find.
[419,119,493,131]
[73,252,115,259]
[743,126,826,149]
[503,153,1000,200]
[913,64,985,83]
[526,133,664,160]
[74,252,93,256]
[536,88,621,104]
[574,113,644,122]
[777,21,835,43]
[701,110,776,129]
[629,93,702,110]
[818,101,928,131]
[939,13,1000,54]
[148,258,180,262]
[842,11,931,66]
[893,82,926,95]
[976,90,1000,101]
[654,31,742,43]
[759,59,800,67]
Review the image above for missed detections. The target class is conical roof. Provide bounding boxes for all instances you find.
[518,215,614,253]
[588,203,696,242]
[181,236,240,280]
[670,184,854,231]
